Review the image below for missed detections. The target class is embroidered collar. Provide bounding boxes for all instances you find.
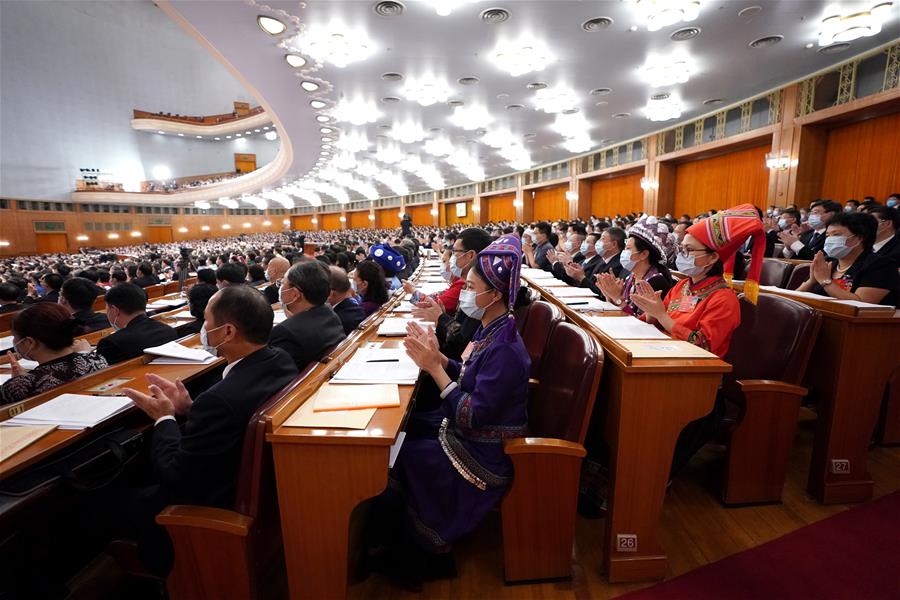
[683,276,729,299]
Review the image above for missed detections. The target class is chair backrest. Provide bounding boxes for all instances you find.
[144,283,165,299]
[785,263,810,290]
[530,322,603,443]
[724,294,820,385]
[518,300,563,378]
[759,258,795,289]
[234,363,317,517]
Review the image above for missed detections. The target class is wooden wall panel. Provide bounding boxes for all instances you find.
[486,194,515,223]
[673,144,769,217]
[408,204,433,227]
[291,215,314,230]
[348,210,371,229]
[146,226,173,244]
[590,172,644,218]
[820,112,900,203]
[444,201,474,226]
[532,186,568,222]
[321,213,342,231]
[375,208,397,229]
[35,233,68,254]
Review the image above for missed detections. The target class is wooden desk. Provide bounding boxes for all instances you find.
[0,333,223,481]
[267,275,429,599]
[730,282,900,504]
[520,273,731,583]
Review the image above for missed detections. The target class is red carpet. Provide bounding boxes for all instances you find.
[619,491,900,600]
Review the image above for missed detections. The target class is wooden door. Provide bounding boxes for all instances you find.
[291,215,314,230]
[321,213,342,230]
[234,153,257,173]
[533,186,568,221]
[590,172,644,218]
[147,226,174,244]
[35,233,68,254]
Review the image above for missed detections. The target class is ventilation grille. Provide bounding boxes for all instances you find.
[458,76,480,85]
[582,17,613,32]
[749,35,783,48]
[506,103,524,111]
[703,98,724,105]
[670,26,701,41]
[480,8,509,24]
[612,112,631,119]
[526,81,547,90]
[373,1,404,17]
[590,87,612,96]
[818,43,851,54]
[651,93,670,101]
[381,72,404,81]
[380,96,400,104]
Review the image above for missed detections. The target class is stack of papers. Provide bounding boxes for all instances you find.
[273,310,289,324]
[560,297,619,311]
[832,299,895,310]
[547,286,600,298]
[415,282,448,295]
[147,298,187,309]
[377,317,431,336]
[619,339,717,359]
[284,398,376,429]
[584,316,670,340]
[312,383,401,412]
[4,394,133,430]
[145,341,217,364]
[0,336,14,353]
[331,347,419,384]
[390,302,415,313]
[522,268,556,279]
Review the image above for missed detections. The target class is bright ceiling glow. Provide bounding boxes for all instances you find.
[400,75,454,106]
[375,144,405,164]
[498,143,532,170]
[390,120,428,144]
[356,161,380,177]
[301,80,320,92]
[418,164,446,189]
[532,86,580,114]
[285,53,307,68]
[818,2,894,46]
[316,115,331,123]
[422,0,477,16]
[424,137,455,156]
[639,55,695,87]
[333,152,358,170]
[632,0,701,32]
[330,97,380,125]
[552,111,591,139]
[445,149,485,181]
[195,201,211,210]
[561,134,593,153]
[398,154,423,173]
[492,39,553,77]
[243,195,268,210]
[291,24,374,68]
[481,128,516,149]
[151,164,171,180]
[448,104,493,130]
[310,100,328,109]
[335,130,370,152]
[262,190,295,209]
[218,197,239,209]
[265,130,278,141]
[257,15,286,36]
[644,95,684,121]
[374,170,410,195]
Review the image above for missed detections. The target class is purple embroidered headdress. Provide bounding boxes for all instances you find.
[475,235,522,310]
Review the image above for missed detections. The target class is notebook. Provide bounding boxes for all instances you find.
[619,339,717,359]
[331,347,419,385]
[312,383,400,412]
[0,424,58,462]
[4,394,133,429]
[168,310,194,320]
[283,398,376,429]
[584,316,670,340]
[144,341,216,364]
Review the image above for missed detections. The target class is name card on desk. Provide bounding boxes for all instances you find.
[618,339,717,359]
[522,269,556,279]
[759,285,836,302]
[584,316,670,340]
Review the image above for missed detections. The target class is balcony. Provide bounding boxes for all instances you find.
[131,103,271,136]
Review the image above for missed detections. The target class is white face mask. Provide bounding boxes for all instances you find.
[619,249,637,272]
[580,242,589,255]
[279,285,298,316]
[200,323,226,355]
[675,253,710,277]
[13,338,34,362]
[563,241,573,252]
[458,288,495,320]
[824,235,854,259]
[807,213,824,229]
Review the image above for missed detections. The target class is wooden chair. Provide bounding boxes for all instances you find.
[155,365,316,600]
[876,367,900,445]
[759,258,795,288]
[501,322,604,582]
[143,284,165,299]
[0,310,17,334]
[92,295,107,311]
[785,263,810,290]
[517,300,563,379]
[720,294,821,504]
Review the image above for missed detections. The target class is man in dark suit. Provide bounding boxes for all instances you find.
[119,285,298,573]
[562,227,627,297]
[60,277,109,334]
[270,261,345,370]
[780,200,840,260]
[130,262,161,288]
[0,283,22,314]
[328,266,366,335]
[871,205,900,268]
[96,283,178,364]
[23,272,63,304]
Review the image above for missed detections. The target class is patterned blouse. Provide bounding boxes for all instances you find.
[662,276,741,358]
[0,351,109,405]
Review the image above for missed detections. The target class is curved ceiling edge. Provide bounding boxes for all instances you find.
[131,111,271,136]
[69,144,291,205]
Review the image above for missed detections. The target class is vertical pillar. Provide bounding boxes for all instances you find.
[643,134,676,216]
[432,191,440,227]
[472,193,484,225]
[768,84,798,207]
[516,174,533,223]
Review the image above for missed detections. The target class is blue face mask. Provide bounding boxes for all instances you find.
[675,253,709,277]
[580,242,589,254]
[807,214,824,229]
[458,289,495,320]
[888,198,898,208]
[824,235,854,259]
[619,249,637,272]
[595,241,604,256]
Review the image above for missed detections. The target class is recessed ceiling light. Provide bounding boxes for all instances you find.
[265,131,277,141]
[629,25,639,32]
[671,26,701,41]
[214,137,221,140]
[378,124,393,130]
[612,112,631,118]
[594,100,608,106]
[316,115,331,122]
[738,6,763,18]
[177,133,184,137]
[429,127,443,132]
[254,129,261,132]
[635,0,701,31]
[257,15,286,35]
[373,1,405,17]
[805,42,815,49]
[458,76,480,85]
[590,87,612,96]
[582,16,614,32]
[320,127,333,134]
[226,135,232,139]
[650,92,670,101]
[381,96,400,103]
[526,81,547,90]
[321,136,333,142]
[285,54,307,68]
[235,133,242,137]
[506,103,524,111]
[749,35,784,48]
[447,99,465,107]
[310,100,327,109]
[157,130,165,134]
[246,131,252,134]
[480,7,510,23]
[702,98,724,105]
[381,72,404,81]
[196,135,203,139]
[301,80,320,92]
[817,42,852,54]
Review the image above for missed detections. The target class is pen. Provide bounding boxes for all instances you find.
[567,301,589,305]
[366,359,399,363]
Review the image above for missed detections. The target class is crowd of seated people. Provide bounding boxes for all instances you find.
[137,105,264,124]
[142,171,243,193]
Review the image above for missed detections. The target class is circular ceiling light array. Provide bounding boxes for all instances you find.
[290,24,374,68]
[493,39,553,76]
[257,15,286,36]
[400,75,454,106]
[818,2,893,46]
[632,0,700,32]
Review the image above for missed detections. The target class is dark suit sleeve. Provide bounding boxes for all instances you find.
[152,396,236,494]
[268,323,304,368]
[96,336,125,365]
[796,245,815,261]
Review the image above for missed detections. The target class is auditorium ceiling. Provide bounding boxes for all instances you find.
[157,1,900,206]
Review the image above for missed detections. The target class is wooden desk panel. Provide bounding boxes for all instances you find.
[520,273,730,584]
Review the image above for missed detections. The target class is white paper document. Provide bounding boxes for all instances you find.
[831,299,895,310]
[272,310,288,324]
[522,268,556,279]
[560,297,619,311]
[169,310,194,320]
[584,316,670,340]
[4,393,133,430]
[18,360,39,371]
[0,374,12,385]
[415,282,448,295]
[144,341,216,363]
[547,286,601,298]
[759,285,835,301]
[331,347,420,384]
[377,318,431,336]
[0,336,14,352]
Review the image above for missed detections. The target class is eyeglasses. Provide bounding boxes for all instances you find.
[451,248,470,255]
[676,245,712,258]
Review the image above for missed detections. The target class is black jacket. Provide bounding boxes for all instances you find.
[131,274,161,289]
[874,234,900,268]
[96,313,178,364]
[584,253,626,297]
[72,309,110,335]
[795,229,827,261]
[152,345,298,507]
[269,304,346,370]
[0,304,21,314]
[332,297,366,335]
